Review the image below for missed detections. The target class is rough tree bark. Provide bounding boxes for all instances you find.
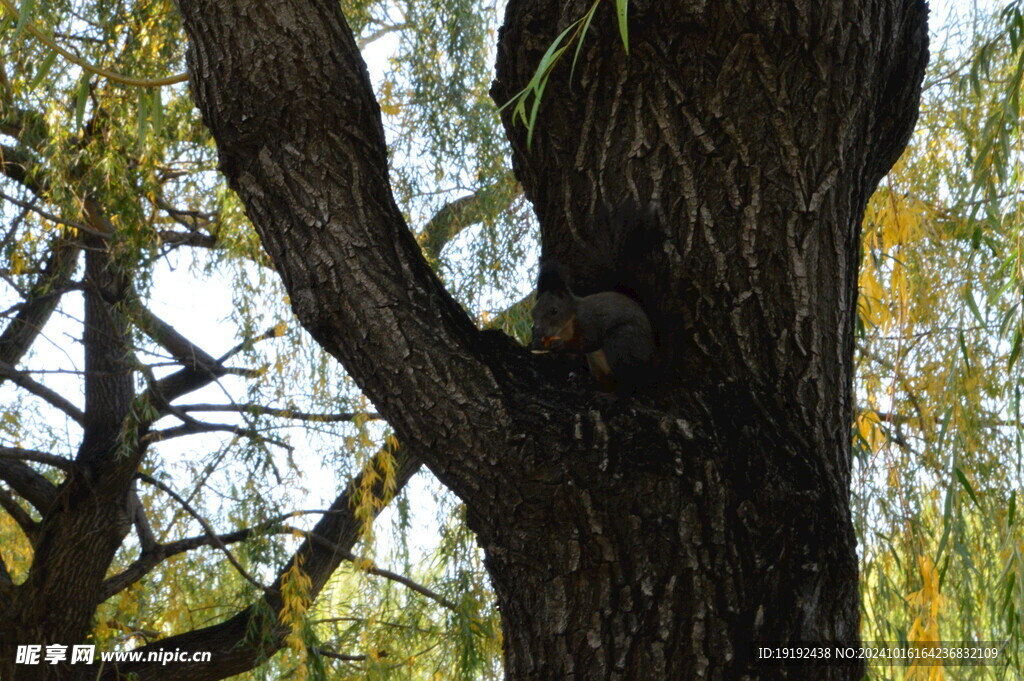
[173,1,929,680]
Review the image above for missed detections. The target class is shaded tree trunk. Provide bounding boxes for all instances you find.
[175,1,928,680]
[486,2,929,678]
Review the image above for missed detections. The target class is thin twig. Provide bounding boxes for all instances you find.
[301,529,458,611]
[0,190,107,238]
[136,472,273,594]
[176,403,382,423]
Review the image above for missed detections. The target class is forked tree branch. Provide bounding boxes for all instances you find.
[100,524,291,601]
[177,0,526,509]
[137,473,270,594]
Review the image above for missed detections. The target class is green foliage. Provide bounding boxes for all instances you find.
[498,0,630,148]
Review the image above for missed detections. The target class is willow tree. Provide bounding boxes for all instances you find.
[0,0,516,678]
[167,0,931,680]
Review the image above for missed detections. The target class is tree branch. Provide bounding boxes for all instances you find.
[130,305,230,410]
[130,307,280,413]
[97,443,422,681]
[132,305,223,378]
[0,190,107,238]
[154,195,216,227]
[178,0,521,509]
[156,229,219,249]
[144,421,293,451]
[100,523,290,601]
[310,647,371,663]
[215,326,280,363]
[0,360,85,424]
[0,484,37,537]
[0,236,80,377]
[136,473,271,594]
[417,172,519,261]
[0,458,56,512]
[0,446,74,470]
[129,489,157,552]
[176,403,382,423]
[0,113,81,402]
[101,506,380,599]
[302,530,458,610]
[0,0,188,88]
[356,22,407,50]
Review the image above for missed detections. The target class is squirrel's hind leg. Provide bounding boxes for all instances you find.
[585,349,616,392]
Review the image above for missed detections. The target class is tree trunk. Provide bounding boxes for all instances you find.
[175,0,928,680]
[1,235,138,681]
[486,2,928,677]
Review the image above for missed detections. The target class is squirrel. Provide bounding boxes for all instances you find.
[530,261,655,395]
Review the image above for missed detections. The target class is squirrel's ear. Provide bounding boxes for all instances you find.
[537,261,570,294]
